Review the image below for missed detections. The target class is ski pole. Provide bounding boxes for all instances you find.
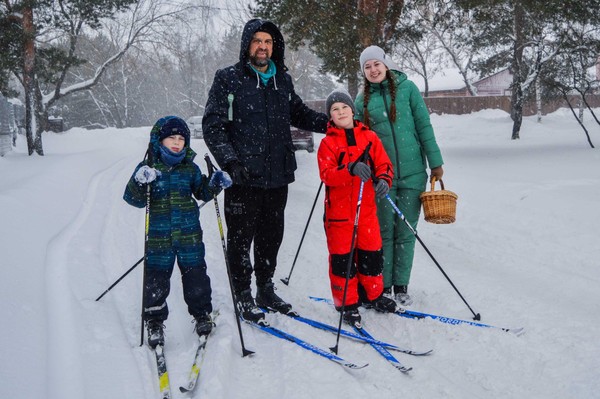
[95,207,208,302]
[384,194,481,321]
[205,154,254,357]
[331,142,371,355]
[140,143,154,346]
[280,181,323,286]
[95,256,144,301]
[282,151,344,286]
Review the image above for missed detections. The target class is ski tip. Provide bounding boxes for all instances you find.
[179,386,191,393]
[398,365,413,373]
[348,362,369,369]
[507,327,526,336]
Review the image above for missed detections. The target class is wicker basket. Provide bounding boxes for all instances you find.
[420,177,458,224]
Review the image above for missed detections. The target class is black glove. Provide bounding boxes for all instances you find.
[348,161,371,182]
[374,179,389,199]
[225,161,249,185]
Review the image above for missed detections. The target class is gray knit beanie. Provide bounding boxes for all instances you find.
[325,89,356,119]
[359,45,399,75]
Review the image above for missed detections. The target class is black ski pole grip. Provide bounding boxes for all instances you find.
[146,142,154,167]
[204,154,215,177]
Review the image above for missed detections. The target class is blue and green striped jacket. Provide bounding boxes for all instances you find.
[124,117,213,259]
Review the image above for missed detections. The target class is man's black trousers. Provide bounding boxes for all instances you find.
[224,184,288,294]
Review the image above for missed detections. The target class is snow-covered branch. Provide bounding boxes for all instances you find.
[42,0,195,107]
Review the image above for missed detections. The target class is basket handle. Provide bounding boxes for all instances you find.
[429,176,445,191]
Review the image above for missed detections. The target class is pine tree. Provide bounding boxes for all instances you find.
[252,0,405,97]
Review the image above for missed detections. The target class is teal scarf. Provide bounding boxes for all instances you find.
[251,60,276,86]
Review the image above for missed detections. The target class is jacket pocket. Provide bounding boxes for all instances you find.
[284,143,297,176]
[240,151,265,179]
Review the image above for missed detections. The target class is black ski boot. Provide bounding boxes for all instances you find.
[342,308,362,328]
[394,285,413,306]
[146,319,165,348]
[237,289,267,324]
[358,284,397,312]
[256,282,293,315]
[365,294,398,313]
[194,313,214,338]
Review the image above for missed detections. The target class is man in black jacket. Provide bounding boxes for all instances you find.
[203,19,328,324]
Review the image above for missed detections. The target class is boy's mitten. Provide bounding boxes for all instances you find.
[135,165,161,184]
[348,161,371,182]
[374,179,389,198]
[209,170,233,195]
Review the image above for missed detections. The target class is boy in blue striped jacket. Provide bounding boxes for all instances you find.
[124,116,230,348]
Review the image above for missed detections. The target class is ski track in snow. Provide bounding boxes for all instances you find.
[45,155,146,398]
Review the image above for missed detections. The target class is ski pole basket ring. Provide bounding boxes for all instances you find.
[420,177,458,224]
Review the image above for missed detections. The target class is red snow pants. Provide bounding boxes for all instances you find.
[325,217,384,309]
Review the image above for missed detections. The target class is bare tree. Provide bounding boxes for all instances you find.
[3,0,201,155]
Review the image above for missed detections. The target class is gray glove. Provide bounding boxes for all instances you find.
[374,179,389,199]
[348,161,371,182]
[135,165,161,184]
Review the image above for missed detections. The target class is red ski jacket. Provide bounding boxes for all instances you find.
[318,120,393,232]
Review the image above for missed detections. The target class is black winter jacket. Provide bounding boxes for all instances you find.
[202,19,328,188]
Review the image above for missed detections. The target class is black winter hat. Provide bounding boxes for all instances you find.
[159,116,190,146]
[325,89,356,119]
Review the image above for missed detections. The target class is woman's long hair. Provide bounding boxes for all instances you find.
[362,69,396,127]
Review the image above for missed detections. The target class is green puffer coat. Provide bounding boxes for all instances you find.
[355,70,443,183]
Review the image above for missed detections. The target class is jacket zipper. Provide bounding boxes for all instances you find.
[380,85,401,179]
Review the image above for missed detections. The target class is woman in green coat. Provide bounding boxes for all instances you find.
[355,45,444,306]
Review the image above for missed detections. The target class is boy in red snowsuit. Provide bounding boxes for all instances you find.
[318,90,398,327]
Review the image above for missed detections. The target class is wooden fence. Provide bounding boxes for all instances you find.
[307,94,600,117]
[424,94,600,116]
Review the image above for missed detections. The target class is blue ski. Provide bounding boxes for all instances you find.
[354,325,412,373]
[243,318,368,369]
[394,308,525,335]
[275,310,432,356]
[309,296,524,336]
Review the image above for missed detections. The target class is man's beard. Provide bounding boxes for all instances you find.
[250,54,270,68]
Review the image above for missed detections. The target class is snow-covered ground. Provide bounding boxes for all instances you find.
[1,109,599,399]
